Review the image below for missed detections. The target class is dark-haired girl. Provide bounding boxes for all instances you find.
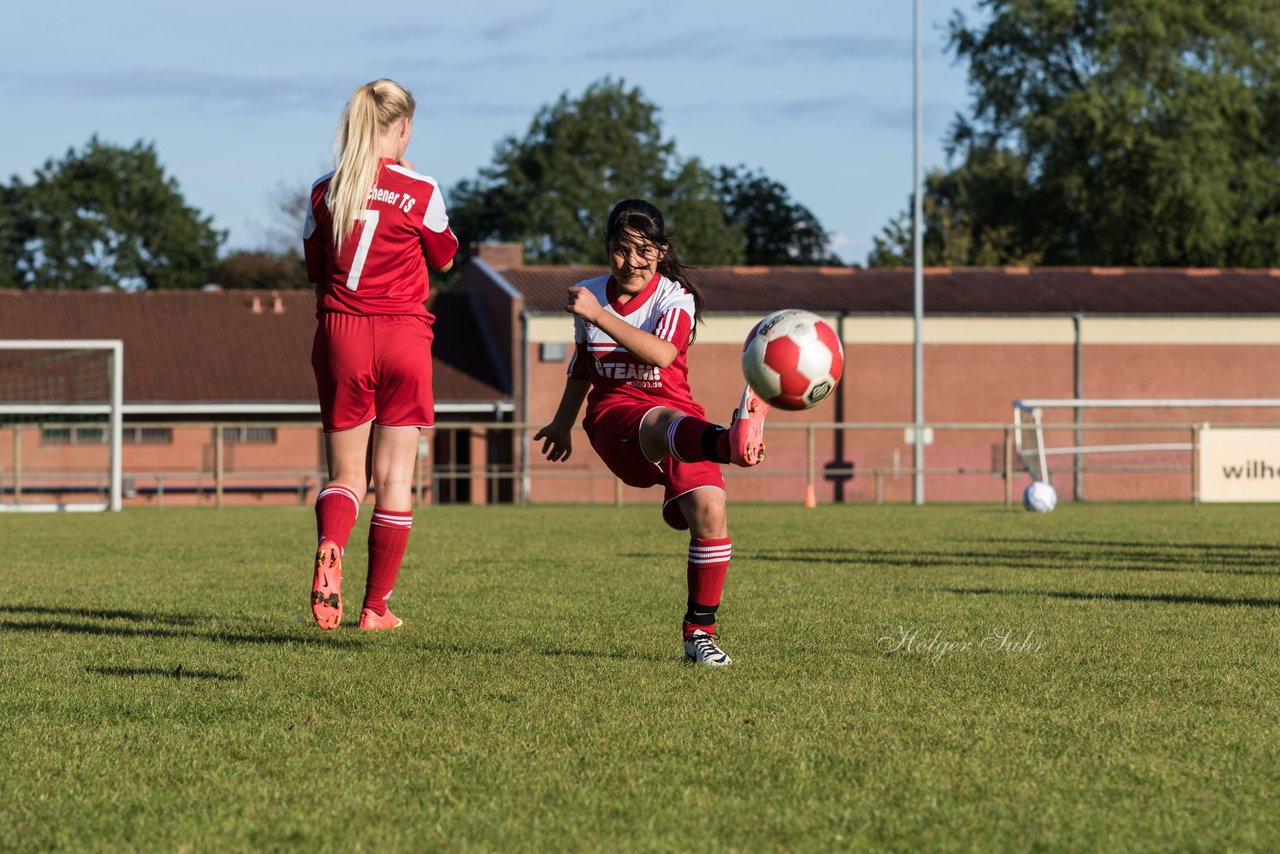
[534,199,770,666]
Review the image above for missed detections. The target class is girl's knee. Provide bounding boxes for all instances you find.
[684,491,728,538]
[374,474,413,498]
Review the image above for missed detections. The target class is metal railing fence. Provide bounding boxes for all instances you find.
[0,419,1269,508]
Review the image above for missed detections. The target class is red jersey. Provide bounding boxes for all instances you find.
[303,158,458,317]
[568,272,701,417]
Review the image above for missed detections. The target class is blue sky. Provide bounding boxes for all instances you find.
[2,0,984,266]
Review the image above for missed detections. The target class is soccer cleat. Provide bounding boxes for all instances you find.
[358,607,404,631]
[684,630,732,666]
[310,539,343,631]
[727,385,771,467]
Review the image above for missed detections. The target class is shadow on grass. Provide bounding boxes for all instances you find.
[2,619,182,640]
[414,639,669,663]
[86,665,244,681]
[0,617,367,648]
[209,630,368,648]
[948,586,1280,609]
[979,538,1280,554]
[623,544,1280,577]
[616,553,690,563]
[0,604,203,625]
[538,645,670,663]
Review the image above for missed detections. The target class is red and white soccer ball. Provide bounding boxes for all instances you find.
[741,309,844,411]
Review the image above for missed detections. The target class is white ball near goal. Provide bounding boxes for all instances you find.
[1022,480,1057,513]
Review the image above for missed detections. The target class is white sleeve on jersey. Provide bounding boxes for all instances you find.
[653,307,685,342]
[423,182,450,234]
[302,171,333,240]
[655,283,696,328]
[386,164,451,234]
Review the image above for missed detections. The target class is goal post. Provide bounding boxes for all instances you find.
[1012,397,1280,499]
[1012,401,1050,482]
[0,340,124,511]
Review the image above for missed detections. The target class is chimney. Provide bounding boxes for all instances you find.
[250,295,263,314]
[271,290,284,314]
[474,242,523,269]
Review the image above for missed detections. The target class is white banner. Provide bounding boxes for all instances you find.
[1199,428,1280,502]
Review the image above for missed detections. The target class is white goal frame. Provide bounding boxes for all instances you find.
[0,340,124,512]
[1013,397,1280,479]
[1012,401,1051,481]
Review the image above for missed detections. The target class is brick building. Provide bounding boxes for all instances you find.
[0,288,508,506]
[5,259,1280,507]
[455,251,1280,505]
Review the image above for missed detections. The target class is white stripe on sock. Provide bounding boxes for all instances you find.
[667,416,688,462]
[318,486,361,517]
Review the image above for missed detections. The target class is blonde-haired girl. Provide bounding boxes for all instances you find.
[303,78,457,631]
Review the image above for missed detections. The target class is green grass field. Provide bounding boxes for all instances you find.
[2,503,1278,851]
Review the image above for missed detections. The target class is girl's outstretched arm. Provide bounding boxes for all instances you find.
[534,377,591,462]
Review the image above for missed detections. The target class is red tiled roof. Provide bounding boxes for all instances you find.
[0,289,506,406]
[497,266,1280,315]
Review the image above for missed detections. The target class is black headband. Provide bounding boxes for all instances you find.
[607,199,664,235]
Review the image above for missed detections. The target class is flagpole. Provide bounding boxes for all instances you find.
[912,0,925,505]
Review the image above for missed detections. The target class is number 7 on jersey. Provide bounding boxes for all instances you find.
[344,210,380,291]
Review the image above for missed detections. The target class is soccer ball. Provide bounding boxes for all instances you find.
[1022,480,1057,513]
[741,309,844,410]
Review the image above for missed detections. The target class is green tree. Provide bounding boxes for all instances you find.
[449,78,744,266]
[8,137,224,289]
[869,152,1044,267]
[0,183,30,287]
[873,0,1280,267]
[214,250,309,290]
[715,166,841,265]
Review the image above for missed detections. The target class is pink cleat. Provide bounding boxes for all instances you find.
[727,385,771,467]
[310,539,343,631]
[358,608,404,631]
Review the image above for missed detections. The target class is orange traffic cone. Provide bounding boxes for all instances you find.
[804,484,817,509]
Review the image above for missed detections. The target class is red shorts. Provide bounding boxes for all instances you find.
[311,312,434,432]
[583,400,725,530]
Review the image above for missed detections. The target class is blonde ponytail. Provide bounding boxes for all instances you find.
[328,79,416,253]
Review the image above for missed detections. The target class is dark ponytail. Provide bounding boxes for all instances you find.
[605,199,705,340]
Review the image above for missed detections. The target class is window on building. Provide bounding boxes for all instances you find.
[221,427,277,444]
[41,426,106,445]
[41,426,174,445]
[540,342,568,362]
[126,428,173,444]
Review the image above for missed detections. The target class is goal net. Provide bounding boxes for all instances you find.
[1013,397,1280,501]
[0,341,123,511]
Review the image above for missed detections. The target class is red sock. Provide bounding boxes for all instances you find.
[668,416,729,464]
[364,507,412,615]
[315,485,360,552]
[684,536,732,637]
